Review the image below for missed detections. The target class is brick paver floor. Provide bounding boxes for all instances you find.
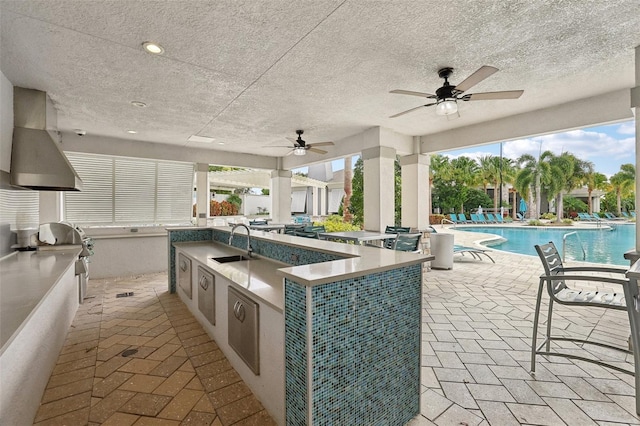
[35,225,638,425]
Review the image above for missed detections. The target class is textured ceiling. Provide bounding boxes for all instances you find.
[1,0,639,159]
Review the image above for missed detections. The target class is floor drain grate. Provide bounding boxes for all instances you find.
[116,292,134,298]
[121,348,138,357]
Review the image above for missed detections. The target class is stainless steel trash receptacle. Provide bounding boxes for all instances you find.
[430,233,454,270]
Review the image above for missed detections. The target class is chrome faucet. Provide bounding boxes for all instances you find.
[229,223,253,257]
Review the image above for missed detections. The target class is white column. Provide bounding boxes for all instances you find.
[320,187,327,216]
[634,45,640,253]
[195,163,209,226]
[271,170,292,223]
[400,153,430,230]
[312,186,319,216]
[362,146,396,232]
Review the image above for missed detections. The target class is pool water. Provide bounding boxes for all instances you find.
[458,224,635,266]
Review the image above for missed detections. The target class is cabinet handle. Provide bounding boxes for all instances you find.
[199,275,208,290]
[234,301,246,322]
[179,260,187,272]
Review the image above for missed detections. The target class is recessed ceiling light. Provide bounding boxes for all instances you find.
[142,41,164,55]
[218,142,225,145]
[187,135,216,143]
[127,130,137,134]
[130,100,147,108]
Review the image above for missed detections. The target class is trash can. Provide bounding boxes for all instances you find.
[430,233,454,270]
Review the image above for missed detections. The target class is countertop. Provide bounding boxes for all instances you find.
[174,242,288,312]
[0,248,81,352]
[171,228,434,310]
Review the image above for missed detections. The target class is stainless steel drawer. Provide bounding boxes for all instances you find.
[177,253,192,299]
[228,287,259,375]
[198,266,215,326]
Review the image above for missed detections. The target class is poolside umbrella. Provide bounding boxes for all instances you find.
[519,198,527,214]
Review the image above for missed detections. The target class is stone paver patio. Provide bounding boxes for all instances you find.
[35,224,638,425]
[411,225,638,426]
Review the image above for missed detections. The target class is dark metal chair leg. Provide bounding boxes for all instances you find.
[531,279,545,373]
[545,298,554,352]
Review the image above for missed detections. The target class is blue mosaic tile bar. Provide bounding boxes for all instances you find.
[167,228,212,292]
[211,229,342,265]
[285,265,422,425]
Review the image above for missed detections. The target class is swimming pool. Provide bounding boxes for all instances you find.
[458,224,635,266]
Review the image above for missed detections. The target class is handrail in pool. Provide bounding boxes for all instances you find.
[563,231,586,262]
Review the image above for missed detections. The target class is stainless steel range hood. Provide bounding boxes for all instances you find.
[10,87,83,191]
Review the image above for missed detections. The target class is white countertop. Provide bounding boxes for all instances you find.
[171,228,433,310]
[0,248,81,352]
[174,242,288,312]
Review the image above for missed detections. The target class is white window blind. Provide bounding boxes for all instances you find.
[0,188,39,230]
[64,152,194,226]
[291,190,307,213]
[328,189,345,213]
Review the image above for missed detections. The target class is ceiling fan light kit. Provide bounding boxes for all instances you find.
[263,129,335,156]
[435,98,458,116]
[390,65,523,118]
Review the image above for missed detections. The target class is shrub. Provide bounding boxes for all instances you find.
[540,213,556,220]
[315,215,361,232]
[527,219,544,226]
[430,214,446,224]
[562,218,573,225]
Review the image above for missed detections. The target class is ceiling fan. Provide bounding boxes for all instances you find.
[389,65,523,118]
[270,130,335,156]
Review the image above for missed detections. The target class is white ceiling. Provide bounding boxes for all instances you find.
[1,0,639,162]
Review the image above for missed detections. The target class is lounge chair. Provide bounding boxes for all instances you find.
[632,212,637,218]
[604,212,625,221]
[494,214,504,224]
[453,245,495,263]
[622,212,631,219]
[470,213,479,223]
[485,213,497,223]
[577,212,592,221]
[590,213,602,221]
[516,212,525,221]
[449,214,459,224]
[532,241,639,414]
[457,213,470,223]
[477,213,488,223]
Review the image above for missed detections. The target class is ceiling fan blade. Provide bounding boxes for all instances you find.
[390,89,436,98]
[454,65,498,93]
[263,145,294,148]
[285,149,295,156]
[309,141,334,147]
[285,137,297,143]
[389,103,436,118]
[464,90,524,100]
[307,147,328,154]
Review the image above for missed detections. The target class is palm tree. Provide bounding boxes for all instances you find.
[544,152,575,221]
[450,156,479,213]
[515,152,552,219]
[610,164,635,215]
[429,154,450,215]
[478,156,495,196]
[583,166,607,214]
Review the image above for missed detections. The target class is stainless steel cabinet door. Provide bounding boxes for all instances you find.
[228,287,259,375]
[177,253,192,299]
[197,266,215,325]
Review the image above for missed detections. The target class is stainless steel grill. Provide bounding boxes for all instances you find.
[37,222,93,303]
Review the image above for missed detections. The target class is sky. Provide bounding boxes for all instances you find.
[441,120,636,178]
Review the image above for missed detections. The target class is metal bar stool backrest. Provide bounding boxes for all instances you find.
[392,233,422,252]
[535,242,568,297]
[384,226,411,249]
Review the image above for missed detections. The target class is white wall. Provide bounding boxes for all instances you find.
[85,229,168,279]
[242,194,269,216]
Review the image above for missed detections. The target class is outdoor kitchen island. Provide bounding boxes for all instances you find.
[168,226,432,425]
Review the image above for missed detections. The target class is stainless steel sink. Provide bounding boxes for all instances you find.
[211,255,251,263]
